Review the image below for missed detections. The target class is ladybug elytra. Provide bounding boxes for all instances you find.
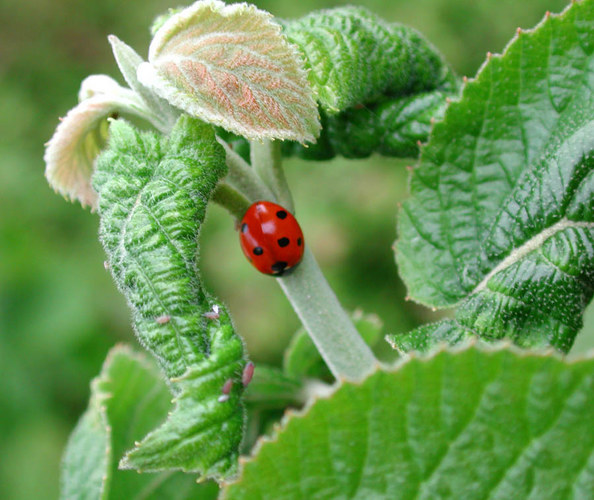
[239,201,304,276]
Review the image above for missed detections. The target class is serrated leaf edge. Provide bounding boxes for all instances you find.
[222,339,594,491]
[397,1,585,308]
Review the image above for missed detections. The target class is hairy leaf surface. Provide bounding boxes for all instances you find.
[396,0,594,351]
[60,346,218,500]
[93,116,246,479]
[223,345,594,500]
[138,0,320,142]
[282,6,455,113]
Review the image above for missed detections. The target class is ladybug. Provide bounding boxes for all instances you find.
[239,201,304,276]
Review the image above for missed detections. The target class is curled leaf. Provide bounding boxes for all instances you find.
[93,116,247,479]
[44,75,156,209]
[138,0,320,142]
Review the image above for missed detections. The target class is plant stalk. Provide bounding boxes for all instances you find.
[277,249,377,382]
[220,135,377,382]
[250,140,294,212]
[217,138,275,202]
[212,183,251,220]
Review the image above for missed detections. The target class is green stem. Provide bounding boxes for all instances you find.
[250,140,294,212]
[277,249,377,382]
[212,183,250,220]
[217,137,275,202]
[219,134,377,382]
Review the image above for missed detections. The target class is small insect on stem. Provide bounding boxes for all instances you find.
[103,261,110,271]
[242,362,255,387]
[218,394,230,403]
[155,315,171,324]
[203,304,220,320]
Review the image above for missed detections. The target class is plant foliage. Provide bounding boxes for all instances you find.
[394,0,594,353]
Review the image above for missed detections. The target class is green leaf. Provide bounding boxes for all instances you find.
[138,0,320,143]
[283,6,456,114]
[396,1,594,352]
[387,319,473,355]
[222,344,594,500]
[92,116,246,480]
[284,310,383,381]
[60,345,218,500]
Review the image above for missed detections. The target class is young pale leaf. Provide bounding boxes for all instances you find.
[60,345,217,500]
[223,344,594,500]
[93,116,247,480]
[396,0,594,352]
[283,6,456,114]
[137,0,320,142]
[44,75,153,209]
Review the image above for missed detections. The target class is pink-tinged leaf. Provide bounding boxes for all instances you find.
[44,76,153,209]
[138,0,320,143]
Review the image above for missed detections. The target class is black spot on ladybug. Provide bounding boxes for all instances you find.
[277,237,290,247]
[241,223,248,233]
[271,261,288,274]
[297,237,302,247]
[253,246,264,256]
[276,210,287,219]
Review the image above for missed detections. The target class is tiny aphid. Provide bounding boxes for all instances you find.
[242,362,255,387]
[222,378,233,395]
[203,304,220,320]
[218,394,230,403]
[103,261,110,270]
[155,315,171,324]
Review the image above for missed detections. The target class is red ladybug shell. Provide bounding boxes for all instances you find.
[239,201,304,276]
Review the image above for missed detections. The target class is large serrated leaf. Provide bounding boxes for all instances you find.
[60,345,217,500]
[396,0,594,352]
[222,344,594,500]
[138,0,319,143]
[92,115,246,480]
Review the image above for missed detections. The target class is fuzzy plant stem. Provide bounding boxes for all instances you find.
[217,138,275,202]
[277,249,377,381]
[212,183,251,220]
[221,138,377,382]
[250,140,294,212]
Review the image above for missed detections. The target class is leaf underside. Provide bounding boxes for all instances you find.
[223,345,594,500]
[395,0,594,353]
[92,116,246,480]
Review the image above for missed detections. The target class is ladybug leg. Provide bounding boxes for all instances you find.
[271,261,288,275]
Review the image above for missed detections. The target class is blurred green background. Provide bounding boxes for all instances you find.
[2,0,592,498]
